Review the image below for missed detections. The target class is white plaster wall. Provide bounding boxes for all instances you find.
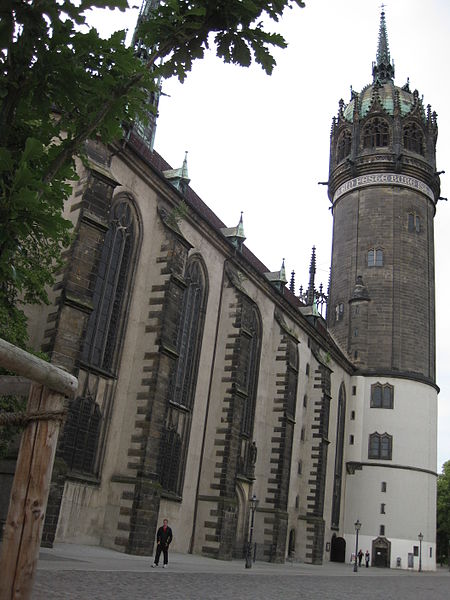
[346,532,436,571]
[343,376,437,569]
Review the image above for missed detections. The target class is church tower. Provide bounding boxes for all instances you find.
[130,0,161,151]
[327,10,439,569]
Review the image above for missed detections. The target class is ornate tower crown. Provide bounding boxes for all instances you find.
[328,9,439,202]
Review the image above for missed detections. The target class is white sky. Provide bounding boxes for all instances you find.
[87,0,450,472]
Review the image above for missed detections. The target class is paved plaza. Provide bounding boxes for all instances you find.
[29,544,450,600]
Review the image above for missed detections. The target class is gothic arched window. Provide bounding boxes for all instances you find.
[403,122,424,155]
[238,299,262,436]
[368,432,392,460]
[172,259,207,408]
[363,118,389,149]
[286,339,299,418]
[337,130,352,162]
[81,199,138,373]
[331,383,346,528]
[160,256,208,495]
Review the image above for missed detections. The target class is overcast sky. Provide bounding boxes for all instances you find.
[87,0,450,472]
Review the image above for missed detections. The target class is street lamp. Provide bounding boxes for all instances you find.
[418,532,423,572]
[245,494,259,569]
[353,519,361,572]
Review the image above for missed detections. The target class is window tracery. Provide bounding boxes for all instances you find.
[160,256,208,495]
[362,117,389,148]
[81,199,137,373]
[62,395,101,474]
[337,130,352,162]
[403,122,424,155]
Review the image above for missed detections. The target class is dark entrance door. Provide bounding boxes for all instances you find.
[372,537,391,568]
[330,535,346,562]
[374,546,388,567]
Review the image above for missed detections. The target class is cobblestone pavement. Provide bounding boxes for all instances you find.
[32,570,450,600]
[30,544,450,600]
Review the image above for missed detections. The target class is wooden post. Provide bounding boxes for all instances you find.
[0,338,77,600]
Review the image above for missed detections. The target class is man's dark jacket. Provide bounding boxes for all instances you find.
[157,525,173,547]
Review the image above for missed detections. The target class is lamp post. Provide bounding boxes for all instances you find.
[245,494,259,569]
[418,532,423,572]
[353,519,361,572]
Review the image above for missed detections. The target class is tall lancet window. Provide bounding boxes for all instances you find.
[160,256,208,495]
[363,118,389,149]
[286,339,299,419]
[238,299,262,437]
[331,383,346,528]
[81,199,138,373]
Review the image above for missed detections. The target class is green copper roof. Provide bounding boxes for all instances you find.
[343,81,417,122]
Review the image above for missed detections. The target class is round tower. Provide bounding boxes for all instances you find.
[327,10,439,383]
[328,11,439,570]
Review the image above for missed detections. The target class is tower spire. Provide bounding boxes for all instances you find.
[372,7,395,84]
[307,246,316,306]
[131,1,161,151]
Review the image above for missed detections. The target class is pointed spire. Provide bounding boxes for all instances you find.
[264,259,288,293]
[236,211,245,239]
[181,150,189,179]
[307,246,316,306]
[280,258,286,282]
[163,151,191,193]
[289,270,295,294]
[220,212,246,251]
[372,7,395,84]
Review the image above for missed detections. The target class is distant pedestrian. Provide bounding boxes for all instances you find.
[365,550,370,567]
[358,549,363,567]
[152,518,173,568]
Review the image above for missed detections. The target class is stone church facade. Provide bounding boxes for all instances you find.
[1,8,439,569]
[28,132,353,564]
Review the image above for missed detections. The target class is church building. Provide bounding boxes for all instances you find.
[1,6,439,570]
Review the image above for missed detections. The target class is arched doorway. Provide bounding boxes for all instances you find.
[330,534,346,562]
[372,537,391,567]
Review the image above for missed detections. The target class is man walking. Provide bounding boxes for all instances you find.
[152,519,173,568]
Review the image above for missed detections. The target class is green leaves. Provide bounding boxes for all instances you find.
[0,0,303,347]
[137,0,303,79]
[437,460,450,562]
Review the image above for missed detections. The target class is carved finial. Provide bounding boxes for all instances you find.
[307,246,316,306]
[289,270,295,294]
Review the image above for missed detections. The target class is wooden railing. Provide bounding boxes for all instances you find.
[0,338,77,600]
